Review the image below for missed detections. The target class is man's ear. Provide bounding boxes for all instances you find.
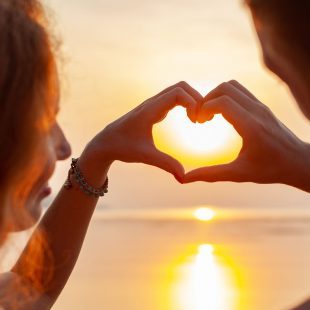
[245,2,262,32]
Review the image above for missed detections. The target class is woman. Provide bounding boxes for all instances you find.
[0,0,202,308]
[184,0,310,308]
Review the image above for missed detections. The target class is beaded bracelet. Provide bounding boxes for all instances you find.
[64,158,108,198]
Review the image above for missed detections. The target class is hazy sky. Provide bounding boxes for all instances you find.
[46,0,310,209]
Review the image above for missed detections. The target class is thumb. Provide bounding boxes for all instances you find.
[183,161,246,183]
[142,147,185,182]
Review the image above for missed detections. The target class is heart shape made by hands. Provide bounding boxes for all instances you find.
[153,106,242,171]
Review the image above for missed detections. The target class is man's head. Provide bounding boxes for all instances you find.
[246,0,310,118]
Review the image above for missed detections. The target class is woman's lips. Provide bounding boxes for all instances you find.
[40,186,52,198]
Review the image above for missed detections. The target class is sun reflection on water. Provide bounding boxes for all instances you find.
[171,244,239,310]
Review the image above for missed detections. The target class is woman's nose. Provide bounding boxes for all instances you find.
[57,137,72,161]
[56,125,72,161]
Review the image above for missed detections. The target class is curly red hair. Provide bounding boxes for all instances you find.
[0,1,55,304]
[0,0,54,233]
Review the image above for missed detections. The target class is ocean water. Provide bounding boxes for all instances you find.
[49,207,310,310]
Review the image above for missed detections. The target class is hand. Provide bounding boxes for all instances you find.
[83,82,203,182]
[291,298,310,310]
[183,80,310,192]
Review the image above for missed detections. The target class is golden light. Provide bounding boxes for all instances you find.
[168,107,232,154]
[193,207,216,221]
[153,106,242,169]
[171,244,239,310]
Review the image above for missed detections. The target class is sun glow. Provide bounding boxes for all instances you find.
[193,207,216,221]
[153,106,242,169]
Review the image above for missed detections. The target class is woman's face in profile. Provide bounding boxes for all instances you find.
[7,66,72,232]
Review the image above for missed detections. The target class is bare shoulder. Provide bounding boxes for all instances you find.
[0,272,52,310]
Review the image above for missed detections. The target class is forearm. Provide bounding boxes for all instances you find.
[11,148,112,306]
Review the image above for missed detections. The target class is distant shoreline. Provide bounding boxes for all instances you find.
[90,206,310,221]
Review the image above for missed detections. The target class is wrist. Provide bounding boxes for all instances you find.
[78,145,113,188]
[285,141,310,192]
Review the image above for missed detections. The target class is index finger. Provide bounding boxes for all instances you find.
[197,95,252,138]
[152,81,203,103]
[183,160,247,183]
[144,86,199,123]
[204,81,260,113]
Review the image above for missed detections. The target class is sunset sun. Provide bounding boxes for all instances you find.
[153,106,242,169]
[193,208,216,221]
[163,107,232,154]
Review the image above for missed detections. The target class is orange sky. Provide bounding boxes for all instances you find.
[47,0,310,210]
